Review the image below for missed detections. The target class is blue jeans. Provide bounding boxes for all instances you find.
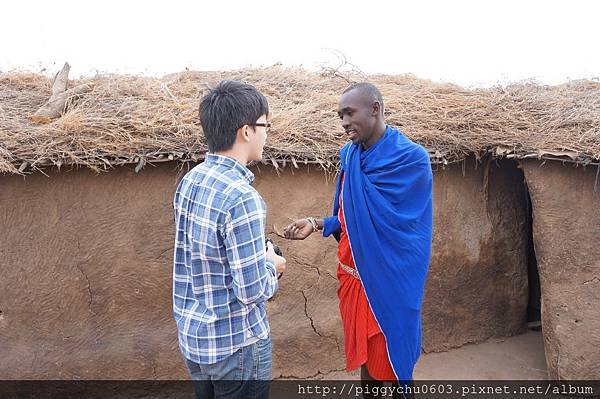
[184,337,272,399]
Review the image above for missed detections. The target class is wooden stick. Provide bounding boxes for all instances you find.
[30,62,71,124]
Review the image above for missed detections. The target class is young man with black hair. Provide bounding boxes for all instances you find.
[173,80,286,399]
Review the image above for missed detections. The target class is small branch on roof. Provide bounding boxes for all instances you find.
[29,63,93,125]
[319,49,366,85]
[30,62,71,124]
[134,157,146,173]
[270,158,279,170]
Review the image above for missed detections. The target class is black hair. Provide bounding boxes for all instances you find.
[342,82,384,114]
[199,80,269,152]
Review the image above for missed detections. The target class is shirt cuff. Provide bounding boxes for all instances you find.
[265,258,276,274]
[265,259,279,285]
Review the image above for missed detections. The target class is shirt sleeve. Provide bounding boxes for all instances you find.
[322,215,341,238]
[223,190,278,305]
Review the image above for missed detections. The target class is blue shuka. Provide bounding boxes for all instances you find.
[323,126,433,381]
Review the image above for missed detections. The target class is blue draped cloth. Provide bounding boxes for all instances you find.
[323,126,433,381]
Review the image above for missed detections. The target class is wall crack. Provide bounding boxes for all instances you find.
[300,289,341,353]
[76,237,95,315]
[275,367,346,380]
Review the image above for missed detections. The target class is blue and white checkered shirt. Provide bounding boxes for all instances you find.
[173,154,278,365]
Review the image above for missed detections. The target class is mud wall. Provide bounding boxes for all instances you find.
[423,159,529,352]
[0,164,184,379]
[520,160,600,379]
[0,159,529,379]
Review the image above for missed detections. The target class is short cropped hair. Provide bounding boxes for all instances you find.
[199,80,269,152]
[343,82,384,114]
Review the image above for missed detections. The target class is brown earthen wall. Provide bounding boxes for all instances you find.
[423,159,529,352]
[0,159,530,378]
[520,160,600,379]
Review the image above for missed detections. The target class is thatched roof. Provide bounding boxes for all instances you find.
[1,66,599,175]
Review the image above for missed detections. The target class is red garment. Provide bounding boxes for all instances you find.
[337,176,397,381]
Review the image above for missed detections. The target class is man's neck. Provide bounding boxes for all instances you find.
[363,122,387,150]
[215,149,248,166]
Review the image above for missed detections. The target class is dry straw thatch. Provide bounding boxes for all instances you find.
[1,66,599,175]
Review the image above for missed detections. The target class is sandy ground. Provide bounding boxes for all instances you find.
[324,330,547,380]
[414,330,547,380]
[2,331,546,399]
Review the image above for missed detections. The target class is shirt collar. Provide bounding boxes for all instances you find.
[205,153,255,183]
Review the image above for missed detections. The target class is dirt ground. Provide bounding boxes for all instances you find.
[322,330,547,380]
[0,332,547,399]
[415,330,546,380]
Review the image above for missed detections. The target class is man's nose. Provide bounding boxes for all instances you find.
[341,116,351,129]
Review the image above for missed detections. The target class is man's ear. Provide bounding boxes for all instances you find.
[373,101,383,116]
[236,124,251,143]
[372,101,381,116]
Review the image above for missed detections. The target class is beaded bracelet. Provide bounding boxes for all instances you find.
[306,216,318,232]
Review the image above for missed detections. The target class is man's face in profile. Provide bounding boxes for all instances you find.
[337,89,377,147]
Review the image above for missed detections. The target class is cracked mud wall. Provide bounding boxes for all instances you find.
[0,163,344,379]
[520,160,600,379]
[254,167,345,379]
[0,164,184,379]
[1,160,530,379]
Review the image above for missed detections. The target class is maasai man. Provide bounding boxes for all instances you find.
[283,83,433,391]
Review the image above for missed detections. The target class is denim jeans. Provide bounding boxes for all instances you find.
[185,337,272,399]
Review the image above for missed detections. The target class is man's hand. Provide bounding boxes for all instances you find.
[283,219,315,240]
[266,241,286,275]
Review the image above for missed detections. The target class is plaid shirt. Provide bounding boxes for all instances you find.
[173,154,278,365]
